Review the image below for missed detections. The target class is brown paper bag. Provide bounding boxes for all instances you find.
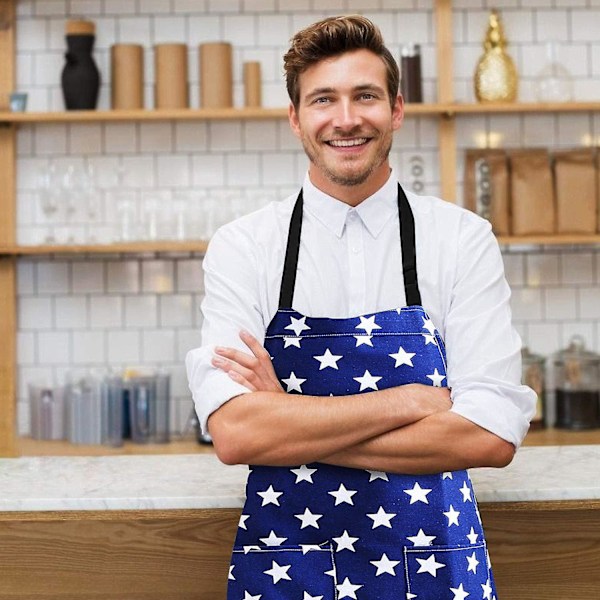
[464,148,510,235]
[553,148,597,234]
[508,149,555,235]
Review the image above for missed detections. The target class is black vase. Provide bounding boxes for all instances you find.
[61,34,101,110]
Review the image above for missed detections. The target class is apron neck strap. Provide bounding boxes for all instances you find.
[278,183,422,309]
[398,183,422,307]
[278,189,304,309]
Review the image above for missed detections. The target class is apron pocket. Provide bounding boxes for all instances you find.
[404,542,493,600]
[229,542,337,599]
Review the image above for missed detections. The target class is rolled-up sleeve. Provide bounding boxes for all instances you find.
[445,215,536,448]
[185,225,267,435]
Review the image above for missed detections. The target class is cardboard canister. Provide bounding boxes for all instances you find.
[155,43,189,109]
[111,44,144,109]
[243,61,262,108]
[199,42,233,108]
[553,148,597,234]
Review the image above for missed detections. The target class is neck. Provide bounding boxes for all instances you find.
[308,164,392,207]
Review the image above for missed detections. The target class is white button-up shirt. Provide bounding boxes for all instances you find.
[186,171,536,447]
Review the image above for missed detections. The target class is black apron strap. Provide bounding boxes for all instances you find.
[398,183,422,306]
[277,184,422,309]
[278,190,303,309]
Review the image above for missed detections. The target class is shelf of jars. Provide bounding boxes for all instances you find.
[1,102,599,125]
[0,241,209,257]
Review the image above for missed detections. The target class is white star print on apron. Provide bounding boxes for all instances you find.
[227,185,499,600]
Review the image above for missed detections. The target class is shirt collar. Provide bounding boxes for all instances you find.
[302,170,399,239]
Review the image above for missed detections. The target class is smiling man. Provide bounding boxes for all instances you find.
[186,15,535,600]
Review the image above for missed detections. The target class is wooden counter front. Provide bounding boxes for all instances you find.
[2,500,600,599]
[2,436,599,599]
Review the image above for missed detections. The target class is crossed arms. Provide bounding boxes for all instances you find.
[207,330,515,475]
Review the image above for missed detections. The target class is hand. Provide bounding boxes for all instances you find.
[211,330,285,394]
[404,383,452,417]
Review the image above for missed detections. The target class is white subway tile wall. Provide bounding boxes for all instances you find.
[14,1,600,435]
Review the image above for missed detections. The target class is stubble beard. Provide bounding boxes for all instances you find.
[301,130,393,187]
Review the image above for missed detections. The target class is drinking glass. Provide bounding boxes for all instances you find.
[84,164,103,244]
[141,190,168,241]
[62,163,88,244]
[172,190,192,241]
[113,190,139,242]
[37,160,62,244]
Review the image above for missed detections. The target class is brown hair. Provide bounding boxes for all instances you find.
[283,15,399,110]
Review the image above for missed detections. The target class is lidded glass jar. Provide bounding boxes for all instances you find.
[522,347,546,430]
[551,336,600,430]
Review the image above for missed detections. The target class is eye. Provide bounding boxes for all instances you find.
[313,96,331,104]
[359,92,376,101]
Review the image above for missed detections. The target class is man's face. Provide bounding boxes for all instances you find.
[289,49,403,194]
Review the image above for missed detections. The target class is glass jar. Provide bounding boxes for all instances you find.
[533,41,574,103]
[551,336,600,430]
[522,347,546,430]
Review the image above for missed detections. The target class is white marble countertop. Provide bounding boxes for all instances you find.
[1,445,599,512]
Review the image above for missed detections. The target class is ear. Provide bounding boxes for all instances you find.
[392,93,404,131]
[288,102,302,139]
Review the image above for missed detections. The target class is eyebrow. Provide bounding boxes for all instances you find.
[304,83,386,102]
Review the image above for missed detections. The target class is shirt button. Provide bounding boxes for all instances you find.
[352,246,360,254]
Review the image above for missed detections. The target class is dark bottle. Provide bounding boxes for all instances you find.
[61,20,101,110]
[400,43,423,103]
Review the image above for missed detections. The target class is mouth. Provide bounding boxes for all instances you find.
[325,137,370,148]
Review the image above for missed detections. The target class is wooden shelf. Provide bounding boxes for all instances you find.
[0,103,448,124]
[444,101,600,116]
[0,107,288,124]
[1,102,598,125]
[17,436,215,456]
[3,234,600,257]
[496,234,600,247]
[523,427,600,447]
[15,427,599,457]
[0,240,209,256]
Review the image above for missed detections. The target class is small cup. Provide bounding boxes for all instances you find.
[9,92,28,112]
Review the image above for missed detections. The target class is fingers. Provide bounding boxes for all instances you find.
[239,329,271,360]
[224,368,257,392]
[214,345,259,370]
[211,331,285,394]
[211,356,257,391]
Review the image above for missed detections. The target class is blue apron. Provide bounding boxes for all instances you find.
[227,185,498,600]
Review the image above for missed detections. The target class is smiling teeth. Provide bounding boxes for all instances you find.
[328,138,368,147]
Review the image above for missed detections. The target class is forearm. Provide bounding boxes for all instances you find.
[322,410,515,475]
[208,384,438,466]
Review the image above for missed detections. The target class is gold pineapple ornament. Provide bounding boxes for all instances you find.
[474,9,518,102]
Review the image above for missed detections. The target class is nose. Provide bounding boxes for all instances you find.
[331,98,362,132]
